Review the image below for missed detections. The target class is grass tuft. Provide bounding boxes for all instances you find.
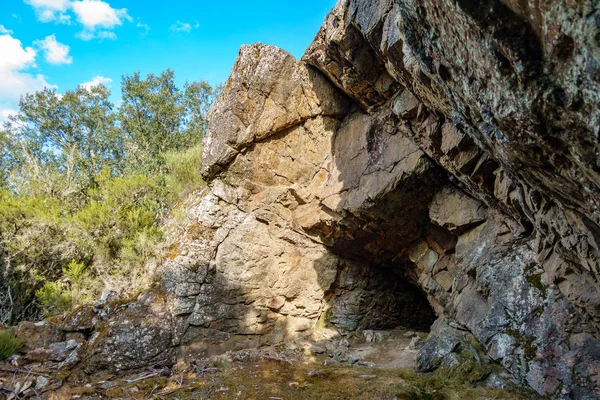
[0,329,23,360]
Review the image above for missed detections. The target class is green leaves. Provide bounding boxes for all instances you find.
[119,69,218,174]
[0,330,23,360]
[35,281,72,316]
[0,69,219,322]
[4,85,123,192]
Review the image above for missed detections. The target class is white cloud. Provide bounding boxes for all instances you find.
[24,0,132,40]
[80,75,112,90]
[0,35,36,71]
[0,25,13,34]
[25,0,71,24]
[0,34,55,123]
[170,21,193,33]
[72,0,130,29]
[76,29,116,41]
[25,0,70,10]
[136,22,150,35]
[71,0,131,40]
[34,34,72,65]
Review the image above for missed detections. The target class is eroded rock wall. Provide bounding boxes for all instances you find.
[59,1,599,399]
[162,44,443,357]
[304,0,600,329]
[298,1,600,397]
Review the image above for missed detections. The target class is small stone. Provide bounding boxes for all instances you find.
[308,344,327,354]
[358,374,377,379]
[393,90,421,120]
[408,336,424,350]
[429,186,487,233]
[35,376,49,392]
[267,296,286,311]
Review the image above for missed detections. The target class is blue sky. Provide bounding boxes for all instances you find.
[0,0,337,121]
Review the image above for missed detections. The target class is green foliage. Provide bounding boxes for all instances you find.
[0,69,219,322]
[0,330,23,360]
[119,69,219,174]
[164,143,205,198]
[63,260,87,282]
[2,85,123,192]
[35,281,71,315]
[525,272,548,298]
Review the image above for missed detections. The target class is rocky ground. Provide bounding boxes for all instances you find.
[0,327,533,399]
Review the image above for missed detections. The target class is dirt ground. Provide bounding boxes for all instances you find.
[0,329,535,399]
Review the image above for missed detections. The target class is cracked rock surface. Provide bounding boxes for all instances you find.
[156,0,600,394]
[160,0,600,397]
[4,1,600,399]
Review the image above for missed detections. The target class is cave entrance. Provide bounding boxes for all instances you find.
[326,259,436,333]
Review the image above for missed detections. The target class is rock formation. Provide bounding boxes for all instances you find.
[178,0,600,397]
[5,1,600,399]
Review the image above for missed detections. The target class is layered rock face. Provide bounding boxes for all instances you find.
[40,1,597,398]
[298,2,600,398]
[162,44,441,356]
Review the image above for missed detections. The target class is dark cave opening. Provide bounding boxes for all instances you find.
[326,259,437,333]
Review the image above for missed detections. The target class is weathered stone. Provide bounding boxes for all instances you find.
[12,321,64,352]
[429,185,487,233]
[393,90,421,120]
[303,1,399,110]
[202,43,349,179]
[53,0,599,397]
[61,306,96,332]
[35,376,49,392]
[434,270,454,292]
[85,290,174,373]
[417,318,481,373]
[408,336,424,350]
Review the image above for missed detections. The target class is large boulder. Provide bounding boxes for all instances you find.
[85,291,174,373]
[201,43,349,179]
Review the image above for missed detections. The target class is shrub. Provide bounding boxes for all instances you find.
[0,71,218,323]
[35,281,71,315]
[164,143,205,199]
[0,330,23,360]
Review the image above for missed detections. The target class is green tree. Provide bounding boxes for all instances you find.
[0,69,219,323]
[183,80,221,142]
[119,69,219,173]
[2,85,122,194]
[120,69,185,172]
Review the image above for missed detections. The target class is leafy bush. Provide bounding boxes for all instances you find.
[0,70,219,323]
[0,330,23,360]
[35,281,72,315]
[164,143,205,199]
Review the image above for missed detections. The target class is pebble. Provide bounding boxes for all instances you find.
[35,376,50,391]
[358,374,377,379]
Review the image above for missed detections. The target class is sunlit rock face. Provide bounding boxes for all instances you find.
[158,0,600,398]
[163,44,442,358]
